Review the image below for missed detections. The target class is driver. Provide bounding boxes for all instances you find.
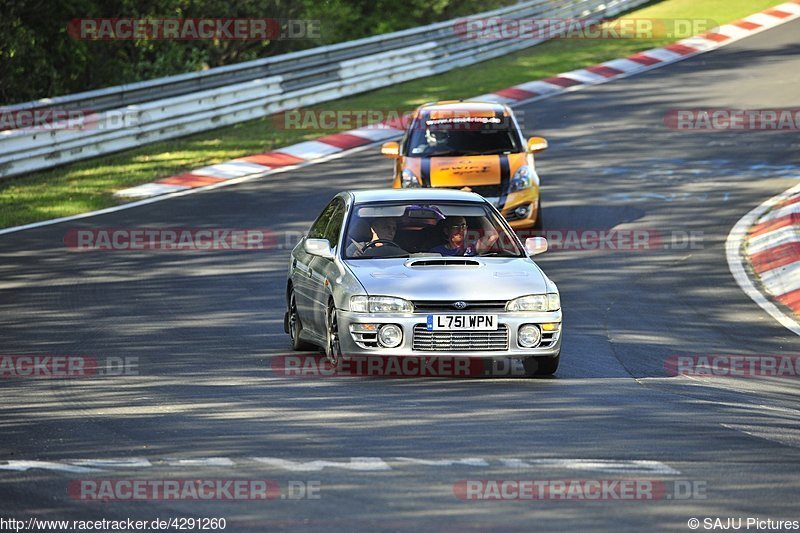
[430,216,498,256]
[346,217,398,257]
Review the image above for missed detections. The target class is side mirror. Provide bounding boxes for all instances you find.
[527,136,548,153]
[381,141,400,158]
[304,238,334,259]
[524,237,548,256]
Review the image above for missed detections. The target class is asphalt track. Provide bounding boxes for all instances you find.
[1,19,800,532]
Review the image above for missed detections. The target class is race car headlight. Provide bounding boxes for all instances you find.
[507,293,560,312]
[509,166,532,193]
[401,169,422,188]
[350,296,413,313]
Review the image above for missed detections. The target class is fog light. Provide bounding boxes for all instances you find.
[378,325,402,348]
[518,324,541,348]
[514,205,530,218]
[350,323,378,333]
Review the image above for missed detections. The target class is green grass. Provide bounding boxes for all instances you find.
[0,0,780,229]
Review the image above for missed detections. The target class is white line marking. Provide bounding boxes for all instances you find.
[0,461,101,473]
[69,458,152,468]
[726,182,800,336]
[393,457,489,467]
[165,457,235,466]
[500,459,681,475]
[251,457,391,471]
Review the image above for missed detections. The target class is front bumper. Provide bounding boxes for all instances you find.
[336,309,562,359]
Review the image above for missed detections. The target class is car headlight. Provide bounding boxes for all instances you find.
[401,169,422,188]
[350,296,413,313]
[509,166,532,193]
[507,293,560,312]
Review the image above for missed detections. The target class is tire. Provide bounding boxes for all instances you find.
[532,198,543,232]
[522,353,560,377]
[287,288,315,351]
[325,300,342,366]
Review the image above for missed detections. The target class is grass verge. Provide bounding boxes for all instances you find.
[0,0,781,229]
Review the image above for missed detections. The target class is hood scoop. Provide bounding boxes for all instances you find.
[406,258,482,267]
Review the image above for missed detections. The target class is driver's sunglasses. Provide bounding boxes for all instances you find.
[448,223,468,229]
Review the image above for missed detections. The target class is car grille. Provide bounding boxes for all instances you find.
[412,300,507,313]
[413,324,509,352]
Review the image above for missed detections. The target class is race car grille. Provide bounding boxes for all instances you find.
[412,324,509,352]
[412,300,507,313]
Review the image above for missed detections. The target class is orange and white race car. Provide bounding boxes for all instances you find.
[381,100,548,229]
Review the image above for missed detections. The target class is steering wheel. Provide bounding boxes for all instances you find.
[361,239,402,252]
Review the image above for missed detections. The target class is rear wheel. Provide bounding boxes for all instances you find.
[522,353,560,377]
[287,288,315,351]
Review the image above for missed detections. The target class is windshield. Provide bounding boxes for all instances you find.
[343,201,523,259]
[405,112,522,157]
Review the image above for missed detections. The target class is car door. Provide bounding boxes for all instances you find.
[293,199,339,336]
[309,198,346,333]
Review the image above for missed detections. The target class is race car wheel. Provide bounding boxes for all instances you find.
[522,352,560,377]
[288,289,315,351]
[325,301,342,367]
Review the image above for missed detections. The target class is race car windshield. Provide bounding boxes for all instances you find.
[343,202,523,259]
[406,115,522,157]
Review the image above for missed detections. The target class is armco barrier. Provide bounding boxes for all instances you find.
[0,0,649,179]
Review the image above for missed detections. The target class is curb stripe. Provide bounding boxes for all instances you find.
[317,133,372,150]
[627,53,662,65]
[585,65,625,78]
[494,87,539,100]
[750,212,800,238]
[541,76,582,88]
[751,242,800,274]
[237,152,304,167]
[664,43,699,55]
[158,174,227,187]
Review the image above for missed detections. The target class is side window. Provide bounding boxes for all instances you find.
[308,200,338,240]
[323,199,345,248]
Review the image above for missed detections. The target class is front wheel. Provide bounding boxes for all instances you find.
[325,301,342,366]
[522,353,560,377]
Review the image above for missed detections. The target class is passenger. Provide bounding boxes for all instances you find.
[430,216,498,256]
[346,217,398,257]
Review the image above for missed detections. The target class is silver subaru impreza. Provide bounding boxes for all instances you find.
[284,189,562,376]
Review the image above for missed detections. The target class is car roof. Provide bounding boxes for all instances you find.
[418,100,510,115]
[346,188,487,204]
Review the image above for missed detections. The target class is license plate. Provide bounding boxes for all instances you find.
[426,314,498,331]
